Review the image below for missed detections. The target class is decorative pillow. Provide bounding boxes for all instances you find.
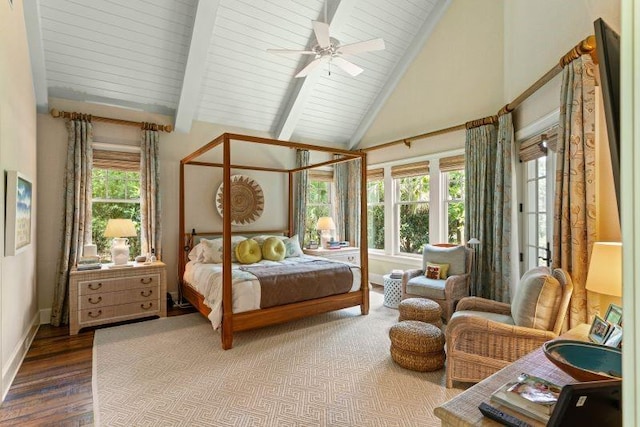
[235,239,262,264]
[511,267,562,331]
[425,265,441,279]
[188,243,204,262]
[200,236,247,263]
[283,235,304,258]
[426,262,450,279]
[262,237,286,261]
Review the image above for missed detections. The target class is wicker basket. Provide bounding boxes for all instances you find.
[398,298,443,327]
[389,320,445,371]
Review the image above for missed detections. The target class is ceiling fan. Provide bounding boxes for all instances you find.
[268,20,385,78]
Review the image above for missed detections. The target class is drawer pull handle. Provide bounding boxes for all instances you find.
[88,310,102,318]
[140,302,153,310]
[140,277,153,284]
[88,296,102,304]
[88,283,102,290]
[140,290,153,297]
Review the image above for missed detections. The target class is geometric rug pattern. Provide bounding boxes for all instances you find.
[93,292,462,426]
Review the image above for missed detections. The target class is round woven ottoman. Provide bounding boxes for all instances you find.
[398,298,443,328]
[389,320,445,372]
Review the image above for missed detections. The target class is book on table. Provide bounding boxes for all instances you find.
[490,373,562,423]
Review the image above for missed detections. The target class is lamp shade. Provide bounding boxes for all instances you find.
[468,238,480,245]
[104,219,137,238]
[316,216,336,231]
[585,242,622,297]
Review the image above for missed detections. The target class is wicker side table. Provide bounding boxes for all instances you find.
[389,320,445,372]
[383,274,403,308]
[398,298,443,328]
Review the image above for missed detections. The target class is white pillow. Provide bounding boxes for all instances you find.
[188,243,204,262]
[283,235,304,258]
[200,236,247,263]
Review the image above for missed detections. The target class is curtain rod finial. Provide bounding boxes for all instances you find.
[50,108,60,118]
[164,124,174,133]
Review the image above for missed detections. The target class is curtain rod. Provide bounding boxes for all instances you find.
[362,35,596,151]
[49,108,174,133]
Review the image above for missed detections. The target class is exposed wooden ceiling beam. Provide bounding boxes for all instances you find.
[275,0,358,141]
[24,0,48,113]
[348,0,453,149]
[174,0,221,133]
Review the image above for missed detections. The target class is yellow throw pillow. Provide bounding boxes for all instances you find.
[426,262,450,279]
[262,237,286,261]
[235,239,262,264]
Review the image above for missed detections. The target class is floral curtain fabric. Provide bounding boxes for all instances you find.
[51,118,93,326]
[334,157,361,245]
[294,149,309,243]
[140,126,162,260]
[334,157,348,242]
[552,55,597,328]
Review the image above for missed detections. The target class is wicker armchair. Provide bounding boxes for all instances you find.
[402,244,472,322]
[445,267,573,388]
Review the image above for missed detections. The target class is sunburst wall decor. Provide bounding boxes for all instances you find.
[215,175,264,226]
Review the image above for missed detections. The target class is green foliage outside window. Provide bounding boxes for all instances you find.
[446,170,465,243]
[397,175,430,254]
[92,169,141,262]
[367,180,384,249]
[305,180,331,244]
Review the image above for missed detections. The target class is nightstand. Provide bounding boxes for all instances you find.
[69,261,167,335]
[303,247,360,266]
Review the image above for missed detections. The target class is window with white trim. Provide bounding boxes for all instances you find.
[366,168,384,250]
[440,155,465,244]
[393,162,430,254]
[305,171,333,244]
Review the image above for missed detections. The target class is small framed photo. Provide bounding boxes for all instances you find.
[589,315,610,344]
[603,324,623,348]
[604,303,622,326]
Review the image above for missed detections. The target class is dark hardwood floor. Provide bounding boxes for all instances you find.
[0,305,196,426]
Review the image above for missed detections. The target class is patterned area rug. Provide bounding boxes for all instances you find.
[93,292,462,426]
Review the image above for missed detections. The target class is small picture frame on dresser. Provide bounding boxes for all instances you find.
[307,241,318,249]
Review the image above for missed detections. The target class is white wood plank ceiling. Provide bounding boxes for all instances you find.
[27,0,451,148]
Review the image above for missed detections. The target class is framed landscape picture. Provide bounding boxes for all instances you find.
[4,170,32,256]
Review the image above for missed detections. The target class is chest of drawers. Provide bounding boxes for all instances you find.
[69,261,167,335]
[303,247,360,266]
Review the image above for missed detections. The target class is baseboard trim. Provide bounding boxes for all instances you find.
[2,311,40,401]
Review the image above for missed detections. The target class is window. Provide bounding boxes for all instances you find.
[440,155,466,244]
[393,162,429,254]
[366,168,384,250]
[305,172,333,244]
[92,149,141,261]
[519,129,557,270]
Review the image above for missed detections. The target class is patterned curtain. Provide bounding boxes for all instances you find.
[51,118,93,326]
[492,113,517,302]
[552,55,597,328]
[334,156,347,242]
[347,158,361,245]
[140,125,162,260]
[465,123,497,298]
[294,149,309,243]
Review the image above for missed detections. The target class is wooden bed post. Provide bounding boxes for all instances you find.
[178,161,186,291]
[221,134,234,349]
[359,152,369,315]
[288,171,294,237]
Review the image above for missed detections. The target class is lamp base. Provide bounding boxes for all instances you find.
[111,238,130,265]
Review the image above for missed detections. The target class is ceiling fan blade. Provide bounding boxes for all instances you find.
[312,20,331,48]
[331,57,363,76]
[295,57,328,78]
[337,38,385,55]
[267,49,316,56]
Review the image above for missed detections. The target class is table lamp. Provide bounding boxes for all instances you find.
[316,216,336,249]
[585,242,622,314]
[104,219,137,265]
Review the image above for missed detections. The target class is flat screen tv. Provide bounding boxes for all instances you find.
[594,18,620,218]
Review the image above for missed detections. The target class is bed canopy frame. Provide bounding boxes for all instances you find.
[179,133,369,349]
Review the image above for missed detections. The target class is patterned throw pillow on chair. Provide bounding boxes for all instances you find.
[426,262,450,279]
[426,265,441,279]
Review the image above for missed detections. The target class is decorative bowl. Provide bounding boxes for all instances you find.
[542,340,622,381]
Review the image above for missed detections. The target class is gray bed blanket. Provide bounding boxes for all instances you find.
[240,260,354,308]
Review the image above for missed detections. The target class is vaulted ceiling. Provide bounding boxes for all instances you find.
[25,0,450,148]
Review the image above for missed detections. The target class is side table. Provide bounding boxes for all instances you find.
[383,274,402,308]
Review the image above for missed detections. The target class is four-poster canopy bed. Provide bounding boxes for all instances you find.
[179,133,369,349]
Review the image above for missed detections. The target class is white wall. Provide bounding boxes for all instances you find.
[0,0,39,400]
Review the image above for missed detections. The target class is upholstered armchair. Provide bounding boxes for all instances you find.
[445,267,573,388]
[402,244,472,322]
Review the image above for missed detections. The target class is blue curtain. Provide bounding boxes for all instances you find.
[140,125,162,259]
[294,149,309,243]
[51,118,93,326]
[465,114,516,301]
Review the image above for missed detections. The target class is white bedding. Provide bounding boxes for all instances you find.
[183,255,361,329]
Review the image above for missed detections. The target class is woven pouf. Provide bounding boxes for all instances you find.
[398,298,443,328]
[389,320,445,372]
